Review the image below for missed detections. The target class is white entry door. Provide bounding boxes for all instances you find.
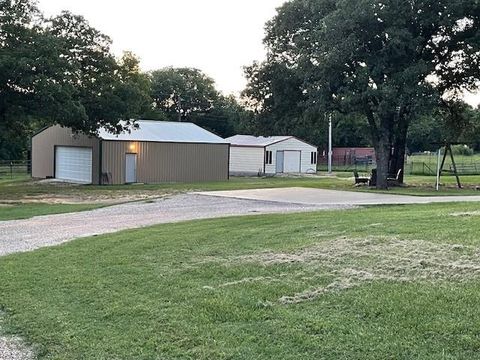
[276,151,284,173]
[55,146,92,183]
[125,153,137,183]
[283,151,301,173]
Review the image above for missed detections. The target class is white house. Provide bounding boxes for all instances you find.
[226,135,318,175]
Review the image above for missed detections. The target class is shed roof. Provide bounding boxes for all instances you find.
[226,135,292,147]
[98,120,227,144]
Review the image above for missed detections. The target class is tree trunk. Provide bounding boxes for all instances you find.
[388,114,409,184]
[375,135,391,189]
[389,131,407,184]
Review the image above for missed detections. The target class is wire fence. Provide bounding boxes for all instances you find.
[0,160,30,179]
[2,155,480,180]
[318,155,480,176]
[317,155,376,173]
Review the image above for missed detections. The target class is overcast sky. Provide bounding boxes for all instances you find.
[38,0,479,106]
[38,0,287,96]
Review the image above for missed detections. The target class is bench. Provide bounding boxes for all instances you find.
[387,169,402,186]
[353,170,370,185]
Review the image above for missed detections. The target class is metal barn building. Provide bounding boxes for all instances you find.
[226,135,318,176]
[32,120,230,184]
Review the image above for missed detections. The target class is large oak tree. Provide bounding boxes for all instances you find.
[245,0,480,188]
[0,0,151,159]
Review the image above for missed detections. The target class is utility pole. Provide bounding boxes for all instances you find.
[177,95,182,122]
[435,147,441,191]
[328,113,333,174]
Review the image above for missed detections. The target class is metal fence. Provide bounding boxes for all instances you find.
[2,157,479,179]
[406,161,480,176]
[317,155,376,173]
[318,155,480,176]
[0,160,30,179]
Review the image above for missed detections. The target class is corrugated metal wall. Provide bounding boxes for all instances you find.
[229,146,265,175]
[31,125,100,183]
[102,141,229,184]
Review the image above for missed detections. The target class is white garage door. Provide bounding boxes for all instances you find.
[55,146,92,183]
[283,150,301,173]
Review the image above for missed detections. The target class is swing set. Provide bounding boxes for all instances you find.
[433,142,467,190]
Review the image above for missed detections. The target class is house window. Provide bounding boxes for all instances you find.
[310,152,317,164]
[265,151,273,165]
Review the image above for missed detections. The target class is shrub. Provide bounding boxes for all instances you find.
[451,145,474,156]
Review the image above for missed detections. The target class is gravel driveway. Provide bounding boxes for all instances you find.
[0,193,341,257]
[3,188,480,258]
[0,336,33,360]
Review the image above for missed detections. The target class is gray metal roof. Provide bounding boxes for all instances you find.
[98,120,228,144]
[226,135,292,147]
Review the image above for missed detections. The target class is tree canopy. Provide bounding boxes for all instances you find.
[0,0,151,158]
[245,0,480,188]
[149,67,252,137]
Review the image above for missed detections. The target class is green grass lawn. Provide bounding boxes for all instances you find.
[2,202,480,359]
[0,203,105,221]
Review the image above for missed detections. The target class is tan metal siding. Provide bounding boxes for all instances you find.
[102,141,229,184]
[31,125,100,183]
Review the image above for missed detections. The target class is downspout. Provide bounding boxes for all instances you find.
[98,139,103,185]
[227,143,230,180]
[263,146,266,174]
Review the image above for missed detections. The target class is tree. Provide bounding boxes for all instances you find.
[406,101,479,153]
[150,67,252,138]
[243,61,328,147]
[0,0,151,159]
[150,67,219,121]
[249,0,480,188]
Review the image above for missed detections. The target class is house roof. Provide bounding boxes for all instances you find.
[98,120,228,144]
[226,135,292,147]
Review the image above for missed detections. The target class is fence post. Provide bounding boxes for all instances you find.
[10,161,13,179]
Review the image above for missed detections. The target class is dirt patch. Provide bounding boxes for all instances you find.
[1,192,173,205]
[206,236,480,304]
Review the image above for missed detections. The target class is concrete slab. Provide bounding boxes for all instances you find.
[196,187,480,206]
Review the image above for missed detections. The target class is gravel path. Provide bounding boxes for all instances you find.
[0,193,340,257]
[0,336,33,360]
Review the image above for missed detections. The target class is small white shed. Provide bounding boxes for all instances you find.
[226,135,318,175]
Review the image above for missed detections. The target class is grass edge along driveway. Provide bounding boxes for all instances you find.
[0,203,106,221]
[2,174,480,220]
[1,202,480,359]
